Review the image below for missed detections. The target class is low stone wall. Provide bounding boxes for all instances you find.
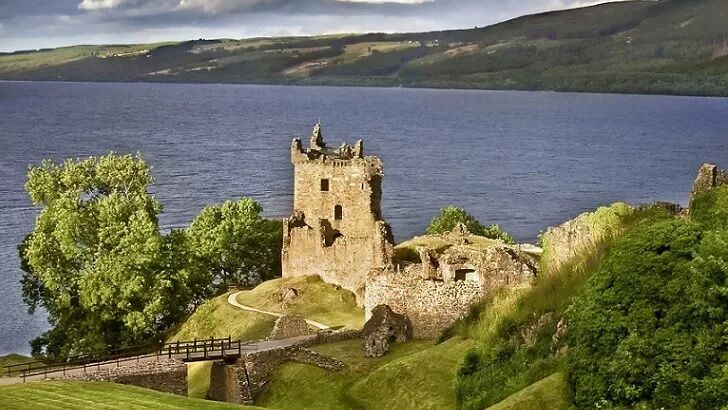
[311,329,361,344]
[289,347,345,372]
[65,358,187,396]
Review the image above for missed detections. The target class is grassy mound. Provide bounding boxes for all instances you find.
[488,372,572,410]
[169,293,276,342]
[0,354,39,377]
[257,337,472,409]
[235,275,364,329]
[0,381,262,409]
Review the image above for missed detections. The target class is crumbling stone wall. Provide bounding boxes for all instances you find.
[366,267,485,339]
[538,212,599,275]
[282,124,394,305]
[689,163,728,211]
[366,241,537,339]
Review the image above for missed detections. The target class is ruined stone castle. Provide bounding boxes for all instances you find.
[282,124,537,337]
[281,123,394,304]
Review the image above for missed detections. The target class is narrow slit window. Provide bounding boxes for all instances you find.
[334,205,343,220]
[321,178,329,192]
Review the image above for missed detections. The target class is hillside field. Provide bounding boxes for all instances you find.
[1,0,727,96]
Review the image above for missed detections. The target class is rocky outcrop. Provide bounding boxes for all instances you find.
[269,315,313,340]
[362,305,411,357]
[689,163,728,212]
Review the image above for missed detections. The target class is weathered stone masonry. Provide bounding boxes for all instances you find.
[282,123,394,305]
[366,228,538,338]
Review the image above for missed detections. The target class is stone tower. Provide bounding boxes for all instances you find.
[281,123,394,304]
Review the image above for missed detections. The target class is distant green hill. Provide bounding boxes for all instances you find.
[1,0,727,96]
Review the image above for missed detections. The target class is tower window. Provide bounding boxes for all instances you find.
[321,179,329,192]
[334,205,343,221]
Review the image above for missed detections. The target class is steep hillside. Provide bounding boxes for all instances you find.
[169,293,276,342]
[1,0,726,96]
[452,203,674,409]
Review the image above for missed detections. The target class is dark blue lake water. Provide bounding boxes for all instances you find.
[1,81,728,355]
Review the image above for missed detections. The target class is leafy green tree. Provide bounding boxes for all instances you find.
[186,198,282,291]
[566,219,728,408]
[427,205,515,244]
[20,153,201,357]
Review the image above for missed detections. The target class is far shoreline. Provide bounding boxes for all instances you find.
[2,79,727,100]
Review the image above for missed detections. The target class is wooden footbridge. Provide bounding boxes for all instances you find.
[4,336,259,382]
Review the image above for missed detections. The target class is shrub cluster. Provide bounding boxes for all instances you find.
[427,205,515,244]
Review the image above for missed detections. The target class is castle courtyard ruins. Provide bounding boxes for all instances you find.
[282,124,539,339]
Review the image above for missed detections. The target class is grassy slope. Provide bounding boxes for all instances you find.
[488,372,572,410]
[235,275,364,330]
[187,361,213,399]
[169,292,276,342]
[0,380,262,409]
[1,0,726,96]
[348,337,474,409]
[0,354,39,376]
[256,338,470,409]
[453,204,674,409]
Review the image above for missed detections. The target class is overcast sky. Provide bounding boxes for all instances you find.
[0,0,617,52]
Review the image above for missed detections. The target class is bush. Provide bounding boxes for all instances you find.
[427,206,515,244]
[691,185,728,231]
[566,219,728,408]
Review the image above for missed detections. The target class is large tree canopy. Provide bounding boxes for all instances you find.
[186,198,282,291]
[21,154,200,357]
[20,153,284,358]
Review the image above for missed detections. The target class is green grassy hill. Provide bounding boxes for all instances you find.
[171,275,363,343]
[487,372,572,410]
[1,0,726,96]
[0,381,262,409]
[257,337,471,409]
[235,275,364,330]
[0,354,38,376]
[169,293,277,342]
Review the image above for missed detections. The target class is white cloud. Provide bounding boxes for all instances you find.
[78,0,132,10]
